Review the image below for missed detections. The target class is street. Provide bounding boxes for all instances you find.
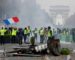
[0,43,75,60]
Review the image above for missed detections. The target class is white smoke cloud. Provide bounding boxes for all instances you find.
[1,0,75,28]
[36,0,75,16]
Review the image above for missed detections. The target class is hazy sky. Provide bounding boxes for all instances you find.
[0,0,75,28]
[36,0,75,16]
[0,0,52,28]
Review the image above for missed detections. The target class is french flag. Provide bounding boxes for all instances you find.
[3,17,19,25]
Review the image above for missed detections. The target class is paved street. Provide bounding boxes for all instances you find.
[0,54,75,60]
[0,43,75,60]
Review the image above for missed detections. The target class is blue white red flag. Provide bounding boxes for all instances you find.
[3,17,19,25]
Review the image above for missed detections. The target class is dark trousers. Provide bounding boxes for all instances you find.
[40,35,44,43]
[11,36,16,43]
[0,36,5,45]
[18,36,22,45]
[48,37,52,41]
[24,34,27,43]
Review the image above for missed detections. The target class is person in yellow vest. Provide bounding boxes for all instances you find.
[44,27,48,43]
[39,27,44,43]
[27,26,31,36]
[24,27,28,43]
[47,26,52,40]
[0,27,6,45]
[27,26,31,43]
[11,28,17,43]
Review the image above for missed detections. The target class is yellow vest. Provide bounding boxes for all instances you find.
[0,29,6,36]
[11,29,17,36]
[48,30,52,37]
[24,29,27,34]
[39,29,44,35]
[27,29,30,34]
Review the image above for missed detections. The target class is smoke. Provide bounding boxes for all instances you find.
[1,0,75,28]
[0,0,53,28]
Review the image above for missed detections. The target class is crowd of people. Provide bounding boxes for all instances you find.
[0,25,75,45]
[0,26,53,45]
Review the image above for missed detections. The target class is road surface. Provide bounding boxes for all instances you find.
[0,43,75,60]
